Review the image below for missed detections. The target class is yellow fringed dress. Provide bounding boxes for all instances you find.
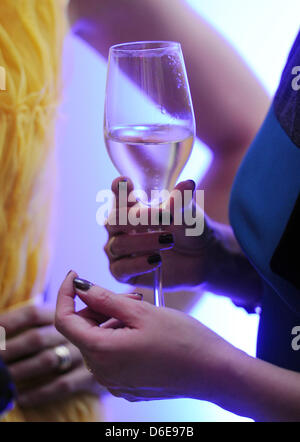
[0,0,101,421]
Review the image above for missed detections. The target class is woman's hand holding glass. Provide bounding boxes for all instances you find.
[104,176,216,291]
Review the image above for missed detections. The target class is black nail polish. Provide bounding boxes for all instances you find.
[148,254,162,265]
[159,233,174,245]
[73,278,94,292]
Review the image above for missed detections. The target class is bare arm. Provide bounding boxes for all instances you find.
[214,347,300,422]
[56,274,300,422]
[202,219,263,311]
[69,0,270,223]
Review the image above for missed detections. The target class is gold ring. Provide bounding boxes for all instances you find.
[54,345,72,372]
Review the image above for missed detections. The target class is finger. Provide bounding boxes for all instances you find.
[55,270,78,319]
[105,205,151,236]
[110,254,161,284]
[109,179,195,227]
[55,272,116,347]
[105,203,162,236]
[100,293,143,329]
[17,366,98,408]
[55,271,99,342]
[76,307,108,325]
[107,177,136,233]
[106,231,174,259]
[100,318,123,329]
[3,326,67,364]
[111,176,134,208]
[77,292,143,326]
[105,219,151,236]
[105,181,195,236]
[167,179,196,217]
[74,283,147,326]
[10,343,82,384]
[105,177,144,235]
[0,305,54,338]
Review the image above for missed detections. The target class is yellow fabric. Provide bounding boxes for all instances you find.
[0,0,101,421]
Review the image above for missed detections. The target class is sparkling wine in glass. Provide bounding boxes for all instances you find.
[104,41,196,307]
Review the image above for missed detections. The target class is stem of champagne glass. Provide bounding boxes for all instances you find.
[154,265,164,307]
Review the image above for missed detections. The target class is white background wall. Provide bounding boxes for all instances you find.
[50,1,300,422]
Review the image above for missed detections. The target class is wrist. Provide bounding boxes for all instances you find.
[210,348,251,412]
[205,346,283,422]
[200,218,228,286]
[194,340,252,416]
[203,220,263,309]
[190,334,300,421]
[186,322,248,404]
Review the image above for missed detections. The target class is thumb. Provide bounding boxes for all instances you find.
[173,180,196,203]
[111,176,135,209]
[164,179,196,220]
[73,278,141,325]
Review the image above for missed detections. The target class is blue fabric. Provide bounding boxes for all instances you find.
[257,284,300,372]
[274,32,300,147]
[0,358,15,415]
[229,32,300,371]
[230,104,300,314]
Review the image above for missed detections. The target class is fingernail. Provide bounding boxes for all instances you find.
[66,270,73,278]
[147,254,161,265]
[159,233,174,245]
[73,278,94,292]
[132,293,143,299]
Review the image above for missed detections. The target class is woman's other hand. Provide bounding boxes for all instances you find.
[0,304,103,407]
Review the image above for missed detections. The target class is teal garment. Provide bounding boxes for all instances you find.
[230,32,300,371]
[0,358,15,415]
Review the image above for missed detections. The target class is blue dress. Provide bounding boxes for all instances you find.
[0,358,15,415]
[230,31,300,371]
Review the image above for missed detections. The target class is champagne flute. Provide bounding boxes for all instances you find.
[104,41,195,307]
